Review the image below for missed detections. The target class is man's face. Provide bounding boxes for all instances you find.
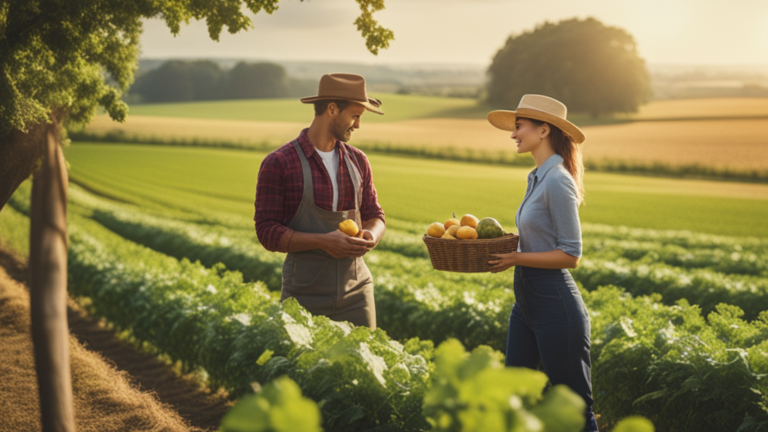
[330,103,366,142]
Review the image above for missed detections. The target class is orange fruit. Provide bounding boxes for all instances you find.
[446,225,460,236]
[444,218,460,230]
[460,214,479,228]
[457,226,478,240]
[441,231,457,240]
[428,222,446,238]
[338,219,359,237]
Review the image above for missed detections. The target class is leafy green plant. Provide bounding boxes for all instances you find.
[219,376,322,432]
[587,286,768,430]
[423,339,586,432]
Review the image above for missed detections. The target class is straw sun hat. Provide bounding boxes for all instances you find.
[301,73,384,115]
[487,94,585,144]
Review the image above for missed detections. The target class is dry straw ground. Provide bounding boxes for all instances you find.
[0,249,231,432]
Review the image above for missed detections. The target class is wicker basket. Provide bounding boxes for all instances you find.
[423,233,520,273]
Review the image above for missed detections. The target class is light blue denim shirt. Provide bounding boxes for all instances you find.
[515,153,582,257]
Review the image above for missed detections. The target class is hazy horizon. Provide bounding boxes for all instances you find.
[139,0,768,67]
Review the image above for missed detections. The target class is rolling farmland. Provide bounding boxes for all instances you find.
[76,95,768,177]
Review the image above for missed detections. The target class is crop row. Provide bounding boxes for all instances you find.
[573,256,768,320]
[583,237,767,277]
[582,223,768,253]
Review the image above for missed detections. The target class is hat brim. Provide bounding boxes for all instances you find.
[487,108,585,143]
[300,96,384,115]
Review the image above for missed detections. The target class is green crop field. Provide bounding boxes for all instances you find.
[124,94,768,124]
[64,142,768,237]
[125,93,492,123]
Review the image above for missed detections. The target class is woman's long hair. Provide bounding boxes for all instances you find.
[523,117,586,206]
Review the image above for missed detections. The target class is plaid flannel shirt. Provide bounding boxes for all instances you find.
[254,128,385,252]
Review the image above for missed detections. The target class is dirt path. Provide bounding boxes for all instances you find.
[0,248,232,431]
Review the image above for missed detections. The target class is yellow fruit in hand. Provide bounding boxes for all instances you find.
[441,231,457,240]
[446,225,460,236]
[444,218,460,230]
[457,226,478,240]
[460,214,479,228]
[428,222,446,238]
[339,219,359,237]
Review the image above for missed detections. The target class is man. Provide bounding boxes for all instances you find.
[254,73,386,329]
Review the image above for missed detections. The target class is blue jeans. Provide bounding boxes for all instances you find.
[507,266,598,432]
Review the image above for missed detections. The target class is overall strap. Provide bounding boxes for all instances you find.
[291,140,315,204]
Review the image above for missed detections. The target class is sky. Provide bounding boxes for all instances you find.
[139,0,768,67]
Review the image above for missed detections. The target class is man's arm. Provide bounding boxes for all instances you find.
[355,149,386,248]
[362,217,386,247]
[254,153,290,252]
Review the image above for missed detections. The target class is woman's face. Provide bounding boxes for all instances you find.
[510,118,545,154]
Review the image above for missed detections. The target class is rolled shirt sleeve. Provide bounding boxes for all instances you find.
[356,150,386,224]
[254,153,290,252]
[545,173,582,258]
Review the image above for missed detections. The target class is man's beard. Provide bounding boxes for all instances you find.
[331,120,353,142]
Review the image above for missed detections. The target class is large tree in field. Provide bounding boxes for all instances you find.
[0,1,392,430]
[486,17,652,117]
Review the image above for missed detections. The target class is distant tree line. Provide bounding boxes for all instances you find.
[128,60,316,103]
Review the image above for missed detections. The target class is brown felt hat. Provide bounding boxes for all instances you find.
[300,73,383,115]
[487,94,585,143]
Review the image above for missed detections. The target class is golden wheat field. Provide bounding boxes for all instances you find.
[617,97,768,120]
[81,97,768,172]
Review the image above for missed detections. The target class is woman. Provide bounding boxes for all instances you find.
[487,94,597,431]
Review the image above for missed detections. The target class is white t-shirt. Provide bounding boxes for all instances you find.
[316,147,340,211]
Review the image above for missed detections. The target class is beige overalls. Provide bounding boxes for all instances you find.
[280,140,376,329]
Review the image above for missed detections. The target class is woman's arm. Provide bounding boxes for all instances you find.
[488,250,579,273]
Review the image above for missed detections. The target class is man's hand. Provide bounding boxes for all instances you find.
[361,229,377,245]
[324,230,375,259]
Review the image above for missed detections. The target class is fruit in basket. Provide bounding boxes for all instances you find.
[446,225,460,237]
[457,226,478,239]
[476,217,505,239]
[441,231,457,240]
[460,214,479,228]
[339,219,360,237]
[444,217,460,230]
[428,222,446,238]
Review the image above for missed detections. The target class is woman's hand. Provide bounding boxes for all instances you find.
[488,252,519,273]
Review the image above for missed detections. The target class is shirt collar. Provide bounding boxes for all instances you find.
[298,128,341,159]
[531,153,564,181]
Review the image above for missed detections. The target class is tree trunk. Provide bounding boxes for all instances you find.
[0,123,48,211]
[29,119,75,432]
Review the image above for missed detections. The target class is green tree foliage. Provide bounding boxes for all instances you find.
[486,18,652,117]
[0,0,393,136]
